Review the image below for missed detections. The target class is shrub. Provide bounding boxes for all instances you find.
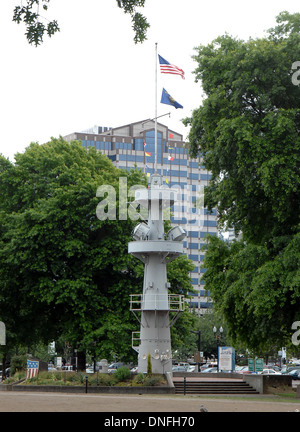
[89,375,100,386]
[114,366,131,382]
[51,371,63,381]
[10,354,28,375]
[27,375,38,384]
[133,372,145,385]
[73,372,85,384]
[15,371,26,381]
[92,373,117,386]
[143,374,165,386]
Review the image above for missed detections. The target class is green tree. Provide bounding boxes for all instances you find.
[12,0,149,46]
[202,235,300,354]
[0,138,146,367]
[0,137,195,367]
[171,310,230,362]
[170,307,198,361]
[183,12,300,352]
[147,352,152,376]
[196,311,228,360]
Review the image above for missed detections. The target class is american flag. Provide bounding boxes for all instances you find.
[26,360,39,379]
[158,55,185,79]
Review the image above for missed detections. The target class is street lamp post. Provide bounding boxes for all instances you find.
[213,326,223,372]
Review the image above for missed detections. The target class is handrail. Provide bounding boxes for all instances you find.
[129,294,184,311]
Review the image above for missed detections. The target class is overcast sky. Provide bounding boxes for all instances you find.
[0,0,299,162]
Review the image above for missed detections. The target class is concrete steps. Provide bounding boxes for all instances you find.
[173,380,259,395]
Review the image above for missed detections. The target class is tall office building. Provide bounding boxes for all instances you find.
[64,119,217,314]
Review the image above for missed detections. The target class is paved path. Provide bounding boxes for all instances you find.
[0,391,299,412]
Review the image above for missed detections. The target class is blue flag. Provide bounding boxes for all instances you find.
[160,88,183,109]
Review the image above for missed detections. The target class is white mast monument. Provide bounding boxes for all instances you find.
[128,174,186,374]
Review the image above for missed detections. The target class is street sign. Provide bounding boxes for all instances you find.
[248,358,254,372]
[194,351,200,362]
[248,358,263,372]
[255,358,263,372]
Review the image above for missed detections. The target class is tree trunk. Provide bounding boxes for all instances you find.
[2,353,6,380]
[77,351,86,372]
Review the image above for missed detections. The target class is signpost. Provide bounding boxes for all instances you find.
[218,346,235,372]
[56,357,62,369]
[194,351,200,363]
[248,358,254,372]
[255,358,263,372]
[248,357,263,373]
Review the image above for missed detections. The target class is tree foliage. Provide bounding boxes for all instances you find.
[12,0,150,46]
[184,12,300,352]
[202,235,300,353]
[13,0,59,46]
[0,138,194,363]
[0,138,145,359]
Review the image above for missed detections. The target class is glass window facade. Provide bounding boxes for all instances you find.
[64,120,218,314]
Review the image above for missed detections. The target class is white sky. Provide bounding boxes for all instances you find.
[0,0,299,162]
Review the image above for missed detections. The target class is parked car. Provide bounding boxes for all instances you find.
[172,366,187,372]
[108,362,124,369]
[235,366,246,373]
[287,366,300,373]
[288,369,300,380]
[235,366,251,374]
[204,367,218,373]
[62,365,74,371]
[172,362,191,372]
[289,358,300,366]
[108,362,125,373]
[0,368,10,379]
[260,369,281,375]
[264,365,281,372]
[201,363,217,371]
[178,362,190,369]
[186,366,196,373]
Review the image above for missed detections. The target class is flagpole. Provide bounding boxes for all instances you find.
[155,42,158,174]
